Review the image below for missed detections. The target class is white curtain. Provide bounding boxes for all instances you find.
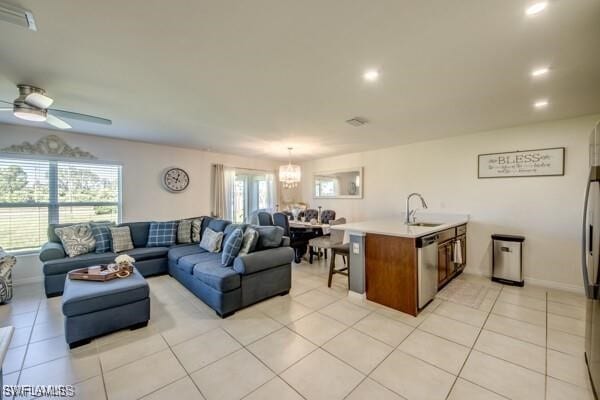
[265,172,277,212]
[211,164,225,218]
[224,167,237,222]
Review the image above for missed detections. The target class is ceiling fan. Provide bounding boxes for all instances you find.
[0,84,112,129]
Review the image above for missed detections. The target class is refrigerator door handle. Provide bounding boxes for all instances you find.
[583,179,595,299]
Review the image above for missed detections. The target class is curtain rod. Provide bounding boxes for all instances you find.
[213,163,276,174]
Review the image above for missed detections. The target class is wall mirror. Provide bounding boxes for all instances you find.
[313,167,363,199]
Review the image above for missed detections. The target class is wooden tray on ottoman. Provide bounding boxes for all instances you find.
[68,264,133,282]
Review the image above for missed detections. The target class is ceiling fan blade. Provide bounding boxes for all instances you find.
[24,92,54,109]
[48,108,112,125]
[46,114,72,129]
[0,108,13,111]
[0,99,14,105]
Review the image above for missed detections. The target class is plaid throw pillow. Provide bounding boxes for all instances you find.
[110,226,134,253]
[177,219,192,244]
[147,221,178,247]
[221,228,244,266]
[91,222,114,253]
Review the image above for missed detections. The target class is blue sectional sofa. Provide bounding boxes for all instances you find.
[40,217,294,317]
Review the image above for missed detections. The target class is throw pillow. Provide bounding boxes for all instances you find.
[239,228,259,255]
[177,219,193,244]
[221,228,244,266]
[147,221,178,247]
[192,217,204,243]
[199,228,224,253]
[54,224,96,258]
[254,226,284,250]
[0,247,15,303]
[91,222,114,254]
[110,226,134,253]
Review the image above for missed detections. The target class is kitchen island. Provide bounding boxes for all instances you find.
[335,214,469,316]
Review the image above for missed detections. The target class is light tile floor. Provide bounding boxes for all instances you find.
[0,258,595,400]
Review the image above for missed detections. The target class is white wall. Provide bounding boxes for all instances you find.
[0,124,280,284]
[300,114,600,291]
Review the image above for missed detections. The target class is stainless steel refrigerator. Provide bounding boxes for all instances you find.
[584,121,600,399]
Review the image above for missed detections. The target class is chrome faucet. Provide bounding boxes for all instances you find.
[405,193,428,224]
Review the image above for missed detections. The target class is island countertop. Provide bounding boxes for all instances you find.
[334,213,469,239]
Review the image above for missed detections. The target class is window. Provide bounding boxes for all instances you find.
[0,156,122,252]
[225,169,276,223]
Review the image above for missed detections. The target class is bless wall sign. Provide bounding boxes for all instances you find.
[478,147,565,178]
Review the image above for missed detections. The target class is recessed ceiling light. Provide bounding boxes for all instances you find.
[525,2,548,16]
[363,69,380,82]
[531,66,550,77]
[534,99,549,109]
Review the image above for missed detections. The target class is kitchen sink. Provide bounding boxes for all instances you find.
[408,222,443,227]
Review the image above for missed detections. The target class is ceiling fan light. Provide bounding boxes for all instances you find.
[25,92,53,109]
[13,108,47,122]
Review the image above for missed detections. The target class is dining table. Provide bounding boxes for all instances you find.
[288,220,331,235]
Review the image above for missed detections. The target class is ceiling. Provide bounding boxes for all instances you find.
[0,0,599,161]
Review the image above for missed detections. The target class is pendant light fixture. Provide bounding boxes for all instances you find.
[279,147,301,189]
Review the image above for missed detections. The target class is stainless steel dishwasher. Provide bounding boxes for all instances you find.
[416,233,439,309]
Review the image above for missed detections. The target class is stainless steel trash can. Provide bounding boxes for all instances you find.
[491,234,525,286]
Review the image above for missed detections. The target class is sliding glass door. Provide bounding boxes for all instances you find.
[230,170,275,223]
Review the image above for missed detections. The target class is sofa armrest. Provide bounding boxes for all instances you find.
[281,236,290,247]
[39,242,66,262]
[233,247,294,275]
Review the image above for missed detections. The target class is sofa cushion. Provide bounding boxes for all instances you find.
[147,221,178,247]
[168,244,206,264]
[253,226,284,250]
[200,228,223,252]
[177,252,219,274]
[119,222,151,248]
[207,219,230,233]
[177,219,193,244]
[222,228,244,266]
[54,224,96,258]
[193,262,240,292]
[43,252,117,276]
[110,226,134,253]
[62,268,149,317]
[91,222,114,254]
[122,247,169,261]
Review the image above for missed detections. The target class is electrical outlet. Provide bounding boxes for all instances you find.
[352,243,360,255]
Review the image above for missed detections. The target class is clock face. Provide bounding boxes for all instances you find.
[163,168,190,192]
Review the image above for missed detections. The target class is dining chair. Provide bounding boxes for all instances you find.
[257,211,274,226]
[308,218,346,264]
[320,210,336,224]
[304,209,318,222]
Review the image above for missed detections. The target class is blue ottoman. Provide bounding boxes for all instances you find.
[62,268,150,348]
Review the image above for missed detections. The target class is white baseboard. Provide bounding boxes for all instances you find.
[13,276,43,286]
[463,270,584,294]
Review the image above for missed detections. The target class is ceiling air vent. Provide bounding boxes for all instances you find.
[0,2,37,31]
[345,117,368,127]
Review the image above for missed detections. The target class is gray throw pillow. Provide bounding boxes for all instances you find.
[192,217,204,243]
[254,226,284,250]
[54,224,96,258]
[110,226,135,253]
[239,228,259,255]
[177,219,193,244]
[199,228,224,253]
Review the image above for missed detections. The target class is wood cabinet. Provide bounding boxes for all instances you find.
[438,225,467,288]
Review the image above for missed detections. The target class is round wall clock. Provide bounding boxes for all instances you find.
[162,167,190,192]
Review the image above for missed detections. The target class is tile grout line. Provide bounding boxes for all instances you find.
[443,284,503,400]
